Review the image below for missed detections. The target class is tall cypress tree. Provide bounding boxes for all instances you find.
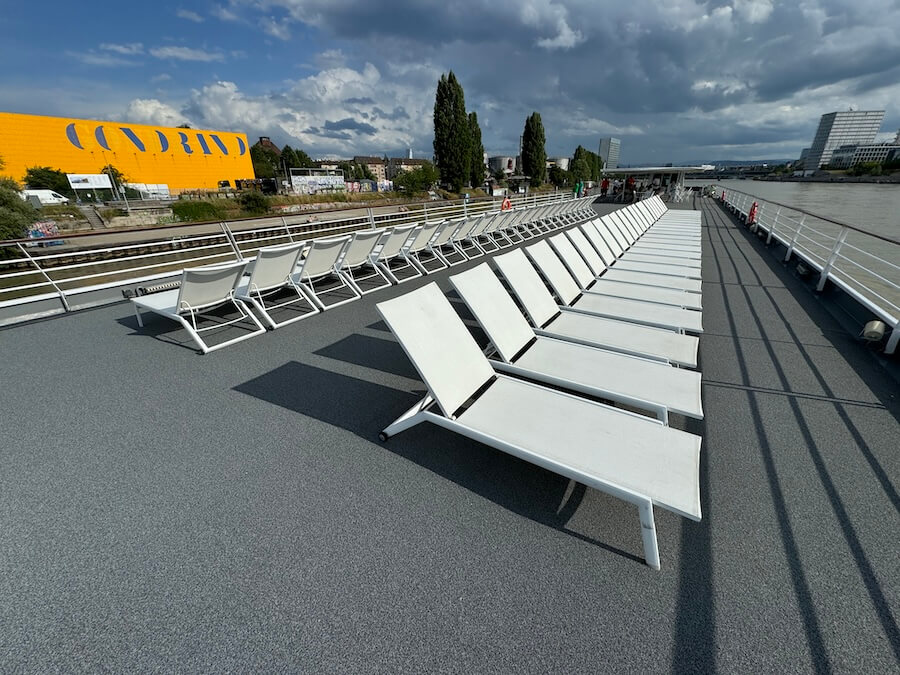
[522,112,547,187]
[468,111,485,187]
[433,71,471,192]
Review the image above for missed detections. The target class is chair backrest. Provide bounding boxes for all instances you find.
[548,233,595,290]
[449,263,535,364]
[451,215,480,241]
[247,242,305,292]
[176,260,248,313]
[616,209,640,239]
[297,235,350,281]
[650,195,666,217]
[407,221,442,252]
[622,208,645,236]
[431,218,460,246]
[492,249,560,329]
[525,240,581,305]
[376,282,495,418]
[580,222,617,265]
[601,215,630,250]
[633,202,654,229]
[565,227,606,276]
[375,224,417,260]
[341,229,385,269]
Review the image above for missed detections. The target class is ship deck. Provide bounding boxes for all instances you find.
[1,198,898,672]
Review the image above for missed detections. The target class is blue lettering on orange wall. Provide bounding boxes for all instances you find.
[196,134,212,155]
[95,126,111,150]
[209,135,229,155]
[237,137,246,155]
[65,123,83,149]
[120,128,146,152]
[156,130,170,153]
[177,132,193,155]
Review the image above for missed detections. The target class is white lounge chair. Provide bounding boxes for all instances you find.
[132,260,265,353]
[235,242,319,328]
[564,226,702,309]
[376,282,702,570]
[493,248,699,368]
[338,229,393,296]
[582,219,702,273]
[527,240,704,334]
[371,224,421,284]
[402,221,448,274]
[449,263,703,422]
[294,235,360,310]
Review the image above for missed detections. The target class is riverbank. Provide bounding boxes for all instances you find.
[754,174,900,184]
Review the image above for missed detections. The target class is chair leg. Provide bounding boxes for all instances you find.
[134,305,144,328]
[638,500,661,570]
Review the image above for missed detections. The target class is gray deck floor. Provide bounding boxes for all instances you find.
[1,198,898,672]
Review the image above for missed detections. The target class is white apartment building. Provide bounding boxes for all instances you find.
[804,110,885,171]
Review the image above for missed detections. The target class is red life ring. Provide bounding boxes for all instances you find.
[501,197,512,210]
[748,201,758,224]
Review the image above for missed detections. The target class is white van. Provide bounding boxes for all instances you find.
[21,189,70,206]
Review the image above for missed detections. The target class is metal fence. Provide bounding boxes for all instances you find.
[714,185,900,354]
[0,192,570,325]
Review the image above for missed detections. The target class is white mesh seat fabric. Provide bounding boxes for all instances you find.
[235,242,319,328]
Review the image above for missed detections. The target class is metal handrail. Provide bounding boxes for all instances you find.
[714,185,900,354]
[0,191,577,322]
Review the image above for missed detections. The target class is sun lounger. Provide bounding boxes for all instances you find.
[376,282,702,570]
[132,259,266,353]
[449,263,703,422]
[235,242,319,328]
[584,220,702,273]
[337,229,393,295]
[371,224,421,283]
[493,249,699,367]
[294,234,360,309]
[403,221,449,274]
[528,239,703,333]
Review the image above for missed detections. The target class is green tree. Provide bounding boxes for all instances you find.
[393,161,440,193]
[23,167,73,197]
[281,145,314,171]
[0,182,39,243]
[521,112,546,187]
[468,111,485,187]
[548,165,571,188]
[570,157,591,184]
[433,71,471,192]
[250,145,279,179]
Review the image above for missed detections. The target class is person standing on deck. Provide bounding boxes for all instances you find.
[601,177,609,196]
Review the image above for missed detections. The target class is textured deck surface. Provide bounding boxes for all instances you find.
[1,198,898,672]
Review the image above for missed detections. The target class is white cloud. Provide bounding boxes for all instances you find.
[733,0,774,24]
[150,46,225,62]
[151,73,172,83]
[212,4,240,21]
[68,50,140,67]
[99,43,144,55]
[315,49,346,69]
[260,16,291,40]
[176,8,205,22]
[125,98,193,127]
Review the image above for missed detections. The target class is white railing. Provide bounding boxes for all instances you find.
[0,192,573,323]
[714,185,900,354]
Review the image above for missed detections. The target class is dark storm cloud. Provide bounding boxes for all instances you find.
[323,117,378,135]
[227,0,900,161]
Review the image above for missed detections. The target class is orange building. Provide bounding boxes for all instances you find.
[0,111,253,192]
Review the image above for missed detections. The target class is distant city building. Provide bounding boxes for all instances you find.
[488,156,517,175]
[798,148,810,163]
[598,137,620,170]
[804,110,885,171]
[255,136,282,156]
[353,156,387,182]
[387,157,430,179]
[547,157,570,170]
[829,142,900,168]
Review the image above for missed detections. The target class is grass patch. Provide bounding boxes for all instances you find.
[172,200,228,223]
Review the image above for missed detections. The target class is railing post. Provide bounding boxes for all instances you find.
[221,222,243,260]
[367,207,376,229]
[16,242,70,312]
[282,216,294,242]
[816,227,849,291]
[785,215,806,262]
[423,203,428,221]
[767,207,781,245]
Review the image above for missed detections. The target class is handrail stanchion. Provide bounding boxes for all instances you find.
[817,228,849,292]
[16,242,71,312]
[767,207,781,245]
[281,216,294,242]
[221,222,243,261]
[785,215,806,262]
[367,207,376,229]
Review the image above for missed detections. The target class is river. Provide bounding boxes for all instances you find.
[686,178,900,318]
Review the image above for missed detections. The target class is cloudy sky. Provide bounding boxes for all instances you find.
[3,0,900,164]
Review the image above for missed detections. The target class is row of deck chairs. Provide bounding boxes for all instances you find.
[376,195,704,570]
[131,197,597,353]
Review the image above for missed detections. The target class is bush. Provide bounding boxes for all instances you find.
[238,191,270,215]
[0,185,39,244]
[171,200,227,223]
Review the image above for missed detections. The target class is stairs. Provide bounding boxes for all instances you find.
[77,204,106,230]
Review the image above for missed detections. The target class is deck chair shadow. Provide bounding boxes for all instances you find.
[372,223,421,284]
[376,282,702,570]
[294,235,360,310]
[235,242,319,329]
[132,259,265,353]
